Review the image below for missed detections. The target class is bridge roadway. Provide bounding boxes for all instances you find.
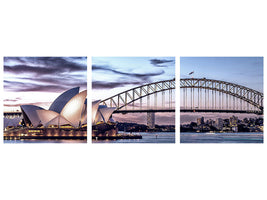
[114,109,175,114]
[181,108,263,115]
[4,108,262,116]
[4,112,22,118]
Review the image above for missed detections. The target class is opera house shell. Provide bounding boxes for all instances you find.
[92,100,116,125]
[20,87,87,128]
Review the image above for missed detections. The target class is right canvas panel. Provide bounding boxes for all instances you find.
[180,57,264,143]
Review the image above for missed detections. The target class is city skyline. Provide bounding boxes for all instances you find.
[181,115,263,133]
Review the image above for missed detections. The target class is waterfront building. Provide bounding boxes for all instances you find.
[215,118,223,130]
[207,119,215,126]
[92,100,117,137]
[223,119,230,127]
[197,117,204,126]
[92,100,116,125]
[232,126,238,132]
[20,87,87,128]
[230,115,238,127]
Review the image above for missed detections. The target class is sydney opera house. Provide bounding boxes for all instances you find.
[21,87,87,128]
[91,101,142,140]
[4,87,87,140]
[92,100,116,125]
[92,100,117,137]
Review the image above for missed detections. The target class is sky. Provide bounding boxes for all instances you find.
[180,57,263,92]
[180,57,264,124]
[92,57,175,125]
[4,57,87,112]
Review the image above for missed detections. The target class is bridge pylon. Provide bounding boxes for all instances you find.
[147,112,155,129]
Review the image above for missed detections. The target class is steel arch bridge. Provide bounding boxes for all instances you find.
[101,78,175,113]
[180,78,263,115]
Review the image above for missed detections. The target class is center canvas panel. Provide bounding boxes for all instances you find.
[91,57,175,143]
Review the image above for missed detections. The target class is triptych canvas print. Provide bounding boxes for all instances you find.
[3,57,264,143]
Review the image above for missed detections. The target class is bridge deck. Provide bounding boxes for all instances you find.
[180,109,263,115]
[114,109,175,113]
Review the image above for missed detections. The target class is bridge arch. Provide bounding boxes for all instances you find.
[101,78,175,111]
[180,78,263,114]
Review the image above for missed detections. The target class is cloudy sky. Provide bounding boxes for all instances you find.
[180,57,263,92]
[92,57,175,125]
[180,57,263,124]
[4,57,87,112]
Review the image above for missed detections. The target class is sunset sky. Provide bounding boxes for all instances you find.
[92,57,175,125]
[4,57,87,112]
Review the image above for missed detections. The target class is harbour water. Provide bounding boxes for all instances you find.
[93,132,175,143]
[4,139,87,144]
[180,132,263,143]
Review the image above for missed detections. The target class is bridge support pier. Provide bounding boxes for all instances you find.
[147,112,155,129]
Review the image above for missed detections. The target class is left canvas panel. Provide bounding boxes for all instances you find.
[3,57,87,143]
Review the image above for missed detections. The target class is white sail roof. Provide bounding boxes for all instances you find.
[49,87,79,113]
[60,90,87,127]
[20,105,44,127]
[93,104,116,124]
[92,100,101,124]
[98,107,116,123]
[94,111,102,124]
[36,110,60,126]
[81,103,87,125]
[44,115,73,127]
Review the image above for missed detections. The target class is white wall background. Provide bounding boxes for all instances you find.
[0,0,266,200]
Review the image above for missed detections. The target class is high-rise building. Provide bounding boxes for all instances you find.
[230,115,238,127]
[207,119,215,126]
[215,118,223,130]
[197,117,204,126]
